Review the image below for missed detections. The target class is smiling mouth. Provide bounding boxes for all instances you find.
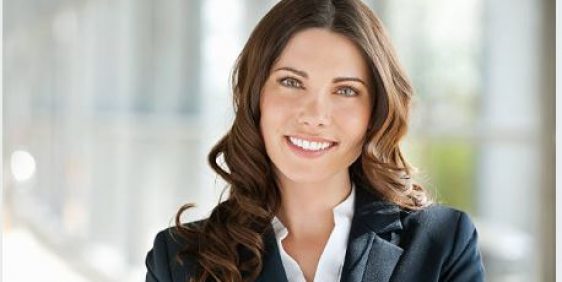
[284,136,338,153]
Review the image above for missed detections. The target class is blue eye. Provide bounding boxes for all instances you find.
[279,77,303,89]
[337,87,359,97]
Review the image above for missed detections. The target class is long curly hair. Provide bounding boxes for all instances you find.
[173,0,432,281]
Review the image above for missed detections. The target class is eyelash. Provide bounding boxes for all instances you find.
[277,77,360,97]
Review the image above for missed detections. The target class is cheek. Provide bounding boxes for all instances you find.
[357,108,372,133]
[261,92,292,125]
[260,92,290,142]
[343,108,370,161]
[336,105,371,138]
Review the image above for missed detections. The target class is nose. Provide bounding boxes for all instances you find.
[297,91,332,128]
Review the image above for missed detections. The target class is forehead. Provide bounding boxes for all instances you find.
[273,28,370,80]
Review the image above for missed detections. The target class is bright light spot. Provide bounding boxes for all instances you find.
[10,150,37,182]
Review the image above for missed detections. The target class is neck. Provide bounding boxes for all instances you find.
[276,173,352,239]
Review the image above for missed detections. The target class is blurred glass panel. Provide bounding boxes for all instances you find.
[381,0,481,211]
[406,138,477,214]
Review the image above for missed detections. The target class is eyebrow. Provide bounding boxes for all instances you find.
[273,66,368,87]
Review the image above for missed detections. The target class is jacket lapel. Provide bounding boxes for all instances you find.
[256,227,288,282]
[340,185,404,282]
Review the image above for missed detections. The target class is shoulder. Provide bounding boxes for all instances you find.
[401,203,477,235]
[145,222,204,282]
[400,204,478,246]
[396,204,485,280]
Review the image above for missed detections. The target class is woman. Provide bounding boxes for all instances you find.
[145,0,485,281]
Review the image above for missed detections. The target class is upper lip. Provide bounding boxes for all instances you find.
[286,135,338,144]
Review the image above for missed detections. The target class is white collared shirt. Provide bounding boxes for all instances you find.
[271,183,356,282]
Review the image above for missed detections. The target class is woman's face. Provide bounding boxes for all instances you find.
[259,28,372,185]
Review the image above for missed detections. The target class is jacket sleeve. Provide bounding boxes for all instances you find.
[441,211,486,282]
[146,230,174,282]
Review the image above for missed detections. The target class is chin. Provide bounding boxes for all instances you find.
[277,166,338,185]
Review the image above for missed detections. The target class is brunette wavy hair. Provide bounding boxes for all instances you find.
[173,0,433,281]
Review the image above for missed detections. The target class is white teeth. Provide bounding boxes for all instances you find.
[288,136,333,151]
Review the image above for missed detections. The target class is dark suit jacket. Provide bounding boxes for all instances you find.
[145,185,485,282]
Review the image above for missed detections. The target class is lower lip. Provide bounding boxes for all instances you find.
[284,136,337,159]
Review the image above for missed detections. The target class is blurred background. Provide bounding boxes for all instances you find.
[3,0,555,281]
